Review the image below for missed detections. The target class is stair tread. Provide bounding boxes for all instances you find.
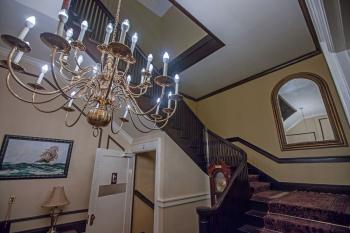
[251,190,290,202]
[245,209,267,218]
[249,174,260,182]
[264,213,350,232]
[250,182,271,193]
[238,224,281,233]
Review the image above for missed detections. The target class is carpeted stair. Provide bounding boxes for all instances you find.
[238,173,350,233]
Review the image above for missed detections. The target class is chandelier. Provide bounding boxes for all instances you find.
[0,0,182,136]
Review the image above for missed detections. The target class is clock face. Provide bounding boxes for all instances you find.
[214,171,227,193]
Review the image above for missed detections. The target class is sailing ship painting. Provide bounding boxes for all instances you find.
[0,135,73,179]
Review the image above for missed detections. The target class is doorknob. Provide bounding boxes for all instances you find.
[89,214,95,226]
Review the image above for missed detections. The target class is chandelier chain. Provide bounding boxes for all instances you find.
[112,0,122,42]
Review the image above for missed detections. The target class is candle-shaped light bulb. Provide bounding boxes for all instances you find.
[149,64,153,74]
[13,41,29,64]
[163,52,169,76]
[146,54,153,71]
[130,33,138,53]
[168,92,172,108]
[156,98,161,114]
[174,74,180,94]
[127,75,131,85]
[104,23,113,44]
[36,64,49,85]
[77,20,88,42]
[75,55,83,71]
[119,19,130,43]
[93,64,100,74]
[141,68,145,83]
[18,16,36,40]
[57,9,69,36]
[123,105,130,118]
[65,28,73,41]
[68,91,77,108]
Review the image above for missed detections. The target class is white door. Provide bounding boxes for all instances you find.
[86,148,135,233]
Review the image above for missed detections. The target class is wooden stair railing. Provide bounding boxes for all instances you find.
[197,130,250,233]
[67,1,250,231]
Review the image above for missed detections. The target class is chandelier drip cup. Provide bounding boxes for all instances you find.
[0,0,182,135]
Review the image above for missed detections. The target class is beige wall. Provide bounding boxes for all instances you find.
[132,151,155,233]
[132,132,210,233]
[0,68,130,232]
[101,0,206,67]
[194,54,350,185]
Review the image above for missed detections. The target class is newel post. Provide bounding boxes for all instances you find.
[197,207,211,233]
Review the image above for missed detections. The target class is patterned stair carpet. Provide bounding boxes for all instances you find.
[239,174,350,233]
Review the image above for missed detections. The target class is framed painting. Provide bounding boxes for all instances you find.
[0,135,73,180]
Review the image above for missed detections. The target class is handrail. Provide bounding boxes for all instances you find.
[134,190,154,209]
[197,129,250,233]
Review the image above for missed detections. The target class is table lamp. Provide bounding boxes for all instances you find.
[42,186,70,233]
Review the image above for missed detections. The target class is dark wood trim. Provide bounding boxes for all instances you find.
[196,50,321,101]
[10,209,88,223]
[248,163,350,195]
[106,135,125,151]
[166,35,224,76]
[134,190,154,209]
[298,0,321,51]
[227,137,350,163]
[14,220,87,233]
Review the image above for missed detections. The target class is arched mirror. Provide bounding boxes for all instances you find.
[272,73,347,151]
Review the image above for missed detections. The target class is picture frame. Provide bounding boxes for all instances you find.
[0,135,73,180]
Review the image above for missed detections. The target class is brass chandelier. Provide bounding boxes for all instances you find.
[0,0,182,135]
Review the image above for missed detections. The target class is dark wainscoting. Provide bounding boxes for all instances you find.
[248,163,350,195]
[227,137,350,163]
[14,220,87,233]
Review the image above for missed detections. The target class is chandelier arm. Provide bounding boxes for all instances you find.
[127,87,166,116]
[50,48,92,100]
[64,95,93,127]
[7,48,62,95]
[110,111,124,134]
[31,93,70,113]
[151,101,178,124]
[129,111,153,133]
[6,73,64,104]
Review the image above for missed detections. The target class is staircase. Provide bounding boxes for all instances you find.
[239,170,350,233]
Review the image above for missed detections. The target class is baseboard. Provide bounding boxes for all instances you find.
[14,220,87,233]
[248,163,350,195]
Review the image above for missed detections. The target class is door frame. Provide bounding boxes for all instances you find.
[131,137,162,233]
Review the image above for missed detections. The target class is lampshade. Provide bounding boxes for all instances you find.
[42,186,70,208]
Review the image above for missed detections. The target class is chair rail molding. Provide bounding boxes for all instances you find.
[306,0,350,125]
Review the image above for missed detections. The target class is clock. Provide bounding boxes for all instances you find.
[208,162,233,206]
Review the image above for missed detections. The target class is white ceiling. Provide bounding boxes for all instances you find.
[137,0,172,17]
[174,0,316,99]
[279,78,327,130]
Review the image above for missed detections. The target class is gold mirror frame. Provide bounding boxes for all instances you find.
[271,72,348,151]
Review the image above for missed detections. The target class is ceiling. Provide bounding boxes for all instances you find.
[137,0,172,17]
[173,0,316,99]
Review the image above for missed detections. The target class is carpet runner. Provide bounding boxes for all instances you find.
[239,174,350,233]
